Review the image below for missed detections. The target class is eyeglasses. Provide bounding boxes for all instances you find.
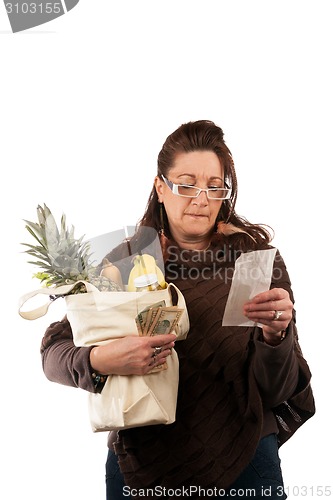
[161,175,232,200]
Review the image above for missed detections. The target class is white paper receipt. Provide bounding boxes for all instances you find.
[222,248,277,327]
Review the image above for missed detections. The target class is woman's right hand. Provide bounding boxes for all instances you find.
[89,333,176,376]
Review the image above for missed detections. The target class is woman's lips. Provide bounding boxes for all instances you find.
[185,213,207,219]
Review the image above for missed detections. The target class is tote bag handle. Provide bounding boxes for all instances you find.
[18,281,187,322]
[18,281,97,320]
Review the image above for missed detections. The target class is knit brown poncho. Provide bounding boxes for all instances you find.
[111,244,315,493]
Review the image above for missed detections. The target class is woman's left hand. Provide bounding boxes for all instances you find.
[243,288,293,336]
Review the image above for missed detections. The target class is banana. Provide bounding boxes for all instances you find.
[127,254,166,291]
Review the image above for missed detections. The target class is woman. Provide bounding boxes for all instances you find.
[41,120,315,499]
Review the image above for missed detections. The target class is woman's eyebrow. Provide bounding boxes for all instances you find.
[176,173,196,179]
[176,173,223,181]
[209,176,224,181]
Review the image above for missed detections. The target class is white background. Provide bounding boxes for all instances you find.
[1,1,332,499]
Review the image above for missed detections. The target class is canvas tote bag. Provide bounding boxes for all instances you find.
[19,281,190,431]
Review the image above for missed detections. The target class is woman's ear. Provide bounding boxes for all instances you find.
[154,176,164,202]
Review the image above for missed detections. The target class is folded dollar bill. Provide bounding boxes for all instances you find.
[135,300,166,335]
[135,303,184,373]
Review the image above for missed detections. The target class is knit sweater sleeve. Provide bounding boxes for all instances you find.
[252,249,311,409]
[253,324,299,408]
[40,317,97,393]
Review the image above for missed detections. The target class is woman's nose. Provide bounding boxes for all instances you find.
[191,190,209,206]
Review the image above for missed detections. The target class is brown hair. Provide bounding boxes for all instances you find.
[138,120,272,251]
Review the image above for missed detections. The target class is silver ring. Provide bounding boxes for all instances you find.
[153,346,163,356]
[273,310,283,321]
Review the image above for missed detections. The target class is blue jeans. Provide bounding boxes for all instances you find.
[105,434,286,499]
[105,447,127,499]
[221,434,287,499]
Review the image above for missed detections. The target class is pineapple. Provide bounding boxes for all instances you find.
[22,204,123,295]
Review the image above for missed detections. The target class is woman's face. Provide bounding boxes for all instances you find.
[155,151,224,248]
